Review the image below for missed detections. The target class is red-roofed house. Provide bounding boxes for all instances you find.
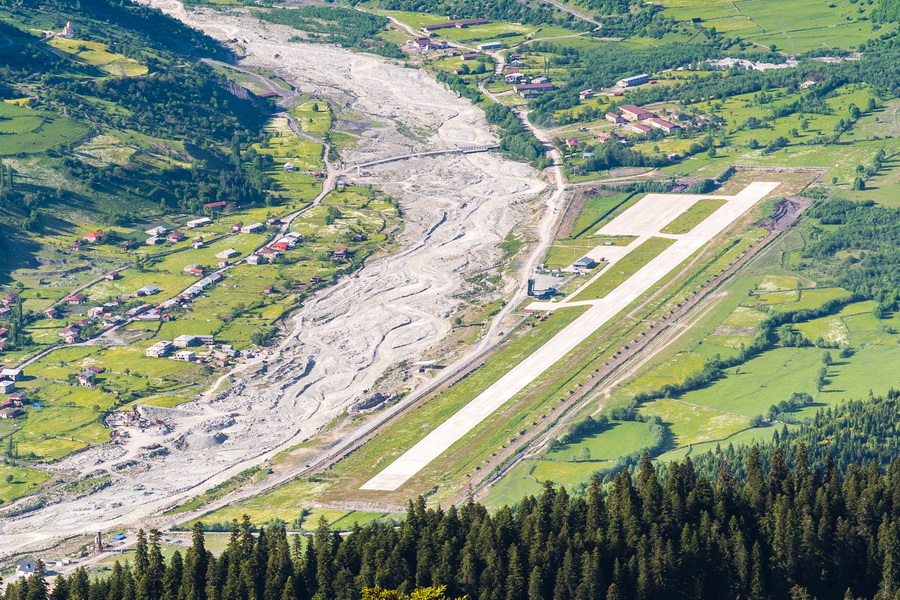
[629,123,653,134]
[64,294,86,305]
[83,232,104,243]
[605,112,626,124]
[565,137,579,148]
[619,105,654,121]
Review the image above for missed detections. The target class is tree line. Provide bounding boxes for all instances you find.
[13,445,900,600]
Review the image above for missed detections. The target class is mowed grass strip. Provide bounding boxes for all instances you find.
[660,199,726,234]
[328,307,589,488]
[571,237,676,302]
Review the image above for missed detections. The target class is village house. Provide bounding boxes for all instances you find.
[565,137,579,148]
[629,123,653,134]
[0,380,15,394]
[135,285,160,297]
[121,240,134,250]
[146,340,173,358]
[217,261,229,268]
[105,270,120,281]
[76,367,99,387]
[174,350,196,362]
[186,217,212,229]
[83,232,104,243]
[146,236,163,246]
[241,222,265,234]
[505,72,525,84]
[579,89,594,100]
[87,306,104,318]
[619,105,655,121]
[605,112,626,124]
[257,247,279,259]
[184,263,202,273]
[203,201,231,210]
[246,254,267,265]
[2,293,18,305]
[43,307,59,319]
[59,325,80,343]
[271,241,290,252]
[145,226,168,237]
[0,307,9,318]
[597,134,612,143]
[0,407,21,419]
[215,248,240,260]
[462,52,479,61]
[333,247,348,261]
[8,391,26,404]
[263,286,274,294]
[231,222,243,233]
[647,117,679,133]
[188,267,205,276]
[70,241,83,250]
[167,232,186,243]
[192,238,204,249]
[0,368,21,381]
[64,294,86,305]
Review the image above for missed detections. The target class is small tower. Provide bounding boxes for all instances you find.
[62,22,76,38]
[95,531,103,553]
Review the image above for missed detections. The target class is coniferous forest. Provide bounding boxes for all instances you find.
[10,421,900,600]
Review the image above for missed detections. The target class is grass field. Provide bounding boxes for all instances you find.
[0,465,51,504]
[660,199,726,234]
[545,420,656,462]
[0,102,89,155]
[47,37,147,76]
[568,193,635,238]
[570,237,676,301]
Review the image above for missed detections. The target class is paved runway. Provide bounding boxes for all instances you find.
[361,181,780,491]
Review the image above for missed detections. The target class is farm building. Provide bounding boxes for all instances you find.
[606,112,626,124]
[462,52,479,60]
[629,123,653,134]
[64,294,86,305]
[422,18,489,31]
[215,248,240,259]
[145,226,168,236]
[173,335,203,348]
[616,73,650,87]
[167,232,186,243]
[478,42,502,50]
[0,380,14,394]
[146,236,163,246]
[246,254,267,265]
[514,83,555,97]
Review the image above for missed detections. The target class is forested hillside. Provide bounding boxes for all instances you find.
[0,0,272,268]
[12,447,900,600]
